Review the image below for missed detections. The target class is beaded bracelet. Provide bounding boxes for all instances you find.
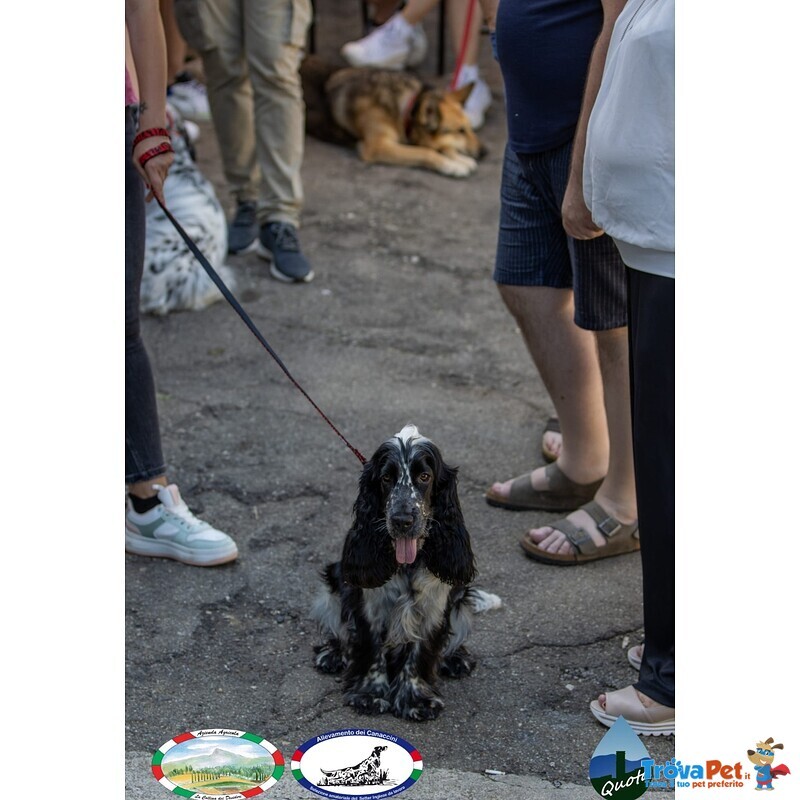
[138,141,174,169]
[132,127,169,148]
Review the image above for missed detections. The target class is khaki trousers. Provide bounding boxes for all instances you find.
[177,0,312,226]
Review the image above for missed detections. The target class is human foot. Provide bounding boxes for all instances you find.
[485,462,605,512]
[590,685,674,736]
[519,499,639,565]
[628,644,644,670]
[542,416,562,462]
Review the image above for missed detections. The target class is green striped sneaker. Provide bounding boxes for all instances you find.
[125,484,238,567]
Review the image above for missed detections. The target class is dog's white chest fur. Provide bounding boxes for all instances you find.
[363,569,451,645]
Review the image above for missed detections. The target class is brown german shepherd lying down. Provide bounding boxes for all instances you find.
[301,55,485,178]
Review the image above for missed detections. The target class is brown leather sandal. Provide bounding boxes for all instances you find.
[485,462,604,512]
[519,500,639,565]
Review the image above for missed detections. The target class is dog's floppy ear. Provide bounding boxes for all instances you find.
[341,448,397,588]
[423,457,476,586]
[449,81,475,108]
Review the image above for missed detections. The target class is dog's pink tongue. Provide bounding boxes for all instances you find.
[395,537,418,564]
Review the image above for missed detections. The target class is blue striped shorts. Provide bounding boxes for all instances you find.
[493,142,627,331]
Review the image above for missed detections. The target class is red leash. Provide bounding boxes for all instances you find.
[449,0,479,91]
[156,198,367,466]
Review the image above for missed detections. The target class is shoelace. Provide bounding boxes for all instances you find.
[268,223,300,252]
[165,500,209,529]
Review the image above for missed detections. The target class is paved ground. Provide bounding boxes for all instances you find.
[126,5,675,798]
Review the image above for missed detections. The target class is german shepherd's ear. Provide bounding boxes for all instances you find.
[450,82,475,108]
[418,93,443,132]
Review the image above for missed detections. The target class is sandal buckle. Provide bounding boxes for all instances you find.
[597,517,621,537]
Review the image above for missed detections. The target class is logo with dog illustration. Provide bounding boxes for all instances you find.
[291,729,423,798]
[747,737,791,791]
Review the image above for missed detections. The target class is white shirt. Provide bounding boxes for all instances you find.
[583,0,675,277]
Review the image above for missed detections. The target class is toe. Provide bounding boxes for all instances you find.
[525,525,553,545]
[525,527,571,555]
[489,479,511,497]
[542,431,563,459]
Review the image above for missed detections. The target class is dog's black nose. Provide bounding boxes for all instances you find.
[391,513,415,532]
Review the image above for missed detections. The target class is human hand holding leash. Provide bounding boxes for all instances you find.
[133,129,173,205]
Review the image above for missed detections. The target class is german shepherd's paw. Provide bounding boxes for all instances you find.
[438,154,478,178]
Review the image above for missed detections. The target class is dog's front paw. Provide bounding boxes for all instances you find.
[439,647,476,679]
[314,641,345,674]
[392,679,444,721]
[437,155,477,178]
[346,692,391,715]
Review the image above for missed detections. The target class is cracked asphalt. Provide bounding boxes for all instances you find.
[125,4,675,797]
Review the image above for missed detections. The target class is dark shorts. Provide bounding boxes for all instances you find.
[493,142,627,331]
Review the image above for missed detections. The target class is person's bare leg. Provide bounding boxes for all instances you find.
[446,0,481,68]
[368,0,402,25]
[525,326,637,554]
[399,0,441,26]
[489,285,609,495]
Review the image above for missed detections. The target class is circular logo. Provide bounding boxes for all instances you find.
[152,729,284,799]
[291,729,423,799]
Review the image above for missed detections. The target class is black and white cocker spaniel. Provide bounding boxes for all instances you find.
[312,424,500,721]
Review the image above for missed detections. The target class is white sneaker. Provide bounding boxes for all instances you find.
[341,14,416,70]
[125,484,238,567]
[461,76,492,130]
[167,78,211,121]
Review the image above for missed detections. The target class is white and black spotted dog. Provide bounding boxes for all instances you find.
[318,745,387,787]
[141,103,235,315]
[312,424,501,721]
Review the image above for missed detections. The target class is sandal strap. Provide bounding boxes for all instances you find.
[603,685,675,724]
[544,417,561,434]
[581,500,626,539]
[507,474,536,505]
[547,516,599,555]
[547,500,638,555]
[543,462,579,492]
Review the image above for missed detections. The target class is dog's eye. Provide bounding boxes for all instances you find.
[418,472,431,483]
[381,473,392,483]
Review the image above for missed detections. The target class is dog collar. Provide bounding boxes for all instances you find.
[403,89,423,140]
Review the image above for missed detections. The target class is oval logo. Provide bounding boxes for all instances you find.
[291,729,423,799]
[152,729,284,798]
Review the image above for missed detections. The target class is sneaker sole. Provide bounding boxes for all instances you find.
[589,699,675,736]
[256,241,315,283]
[125,528,239,567]
[228,238,260,256]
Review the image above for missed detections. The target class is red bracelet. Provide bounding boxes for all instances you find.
[133,127,169,148]
[138,141,174,169]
